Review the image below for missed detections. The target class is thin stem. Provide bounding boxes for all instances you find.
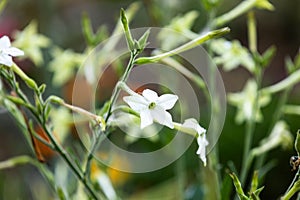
[239,11,261,185]
[247,11,257,53]
[286,168,300,196]
[0,155,56,188]
[239,77,263,186]
[84,51,138,180]
[50,96,104,126]
[282,174,300,200]
[0,155,40,170]
[211,0,257,27]
[105,51,138,122]
[201,11,222,200]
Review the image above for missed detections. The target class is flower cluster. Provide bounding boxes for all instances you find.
[123,87,208,165]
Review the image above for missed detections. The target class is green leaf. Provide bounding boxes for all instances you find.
[250,186,264,200]
[229,172,249,200]
[94,25,109,44]
[98,101,111,116]
[137,29,150,52]
[249,171,259,194]
[285,52,300,74]
[202,0,222,11]
[261,46,276,68]
[81,12,94,45]
[81,12,109,46]
[221,172,233,200]
[56,186,67,200]
[295,130,300,156]
[285,56,295,74]
[295,52,300,69]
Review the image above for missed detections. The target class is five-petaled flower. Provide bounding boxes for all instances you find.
[123,89,178,129]
[0,35,24,67]
[182,118,208,166]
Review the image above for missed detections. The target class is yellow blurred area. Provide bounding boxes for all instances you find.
[90,153,130,187]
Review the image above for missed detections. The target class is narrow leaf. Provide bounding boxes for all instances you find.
[137,29,150,52]
[229,172,249,200]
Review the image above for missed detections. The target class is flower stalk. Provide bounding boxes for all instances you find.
[135,27,230,64]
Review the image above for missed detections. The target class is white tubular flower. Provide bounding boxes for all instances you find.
[123,89,178,129]
[182,118,208,166]
[0,36,24,67]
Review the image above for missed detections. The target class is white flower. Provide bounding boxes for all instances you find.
[0,36,24,67]
[123,89,178,129]
[210,39,255,72]
[12,21,50,66]
[228,79,270,124]
[182,118,208,166]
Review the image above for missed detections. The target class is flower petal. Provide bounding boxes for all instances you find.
[151,106,174,129]
[123,95,148,112]
[157,94,178,110]
[142,89,158,102]
[140,109,153,129]
[197,134,209,166]
[5,47,24,56]
[183,118,206,135]
[0,36,11,49]
[0,54,13,66]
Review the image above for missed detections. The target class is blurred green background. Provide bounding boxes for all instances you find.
[0,0,299,199]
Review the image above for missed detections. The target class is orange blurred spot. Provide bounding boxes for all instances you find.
[32,126,56,162]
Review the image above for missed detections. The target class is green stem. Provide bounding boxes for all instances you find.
[105,51,138,122]
[211,0,257,27]
[0,155,56,189]
[239,77,263,187]
[261,69,300,94]
[40,122,100,199]
[50,96,104,126]
[84,51,138,180]
[282,179,300,200]
[0,155,39,170]
[134,27,230,65]
[5,68,100,199]
[284,105,300,115]
[247,11,257,53]
[239,10,262,186]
